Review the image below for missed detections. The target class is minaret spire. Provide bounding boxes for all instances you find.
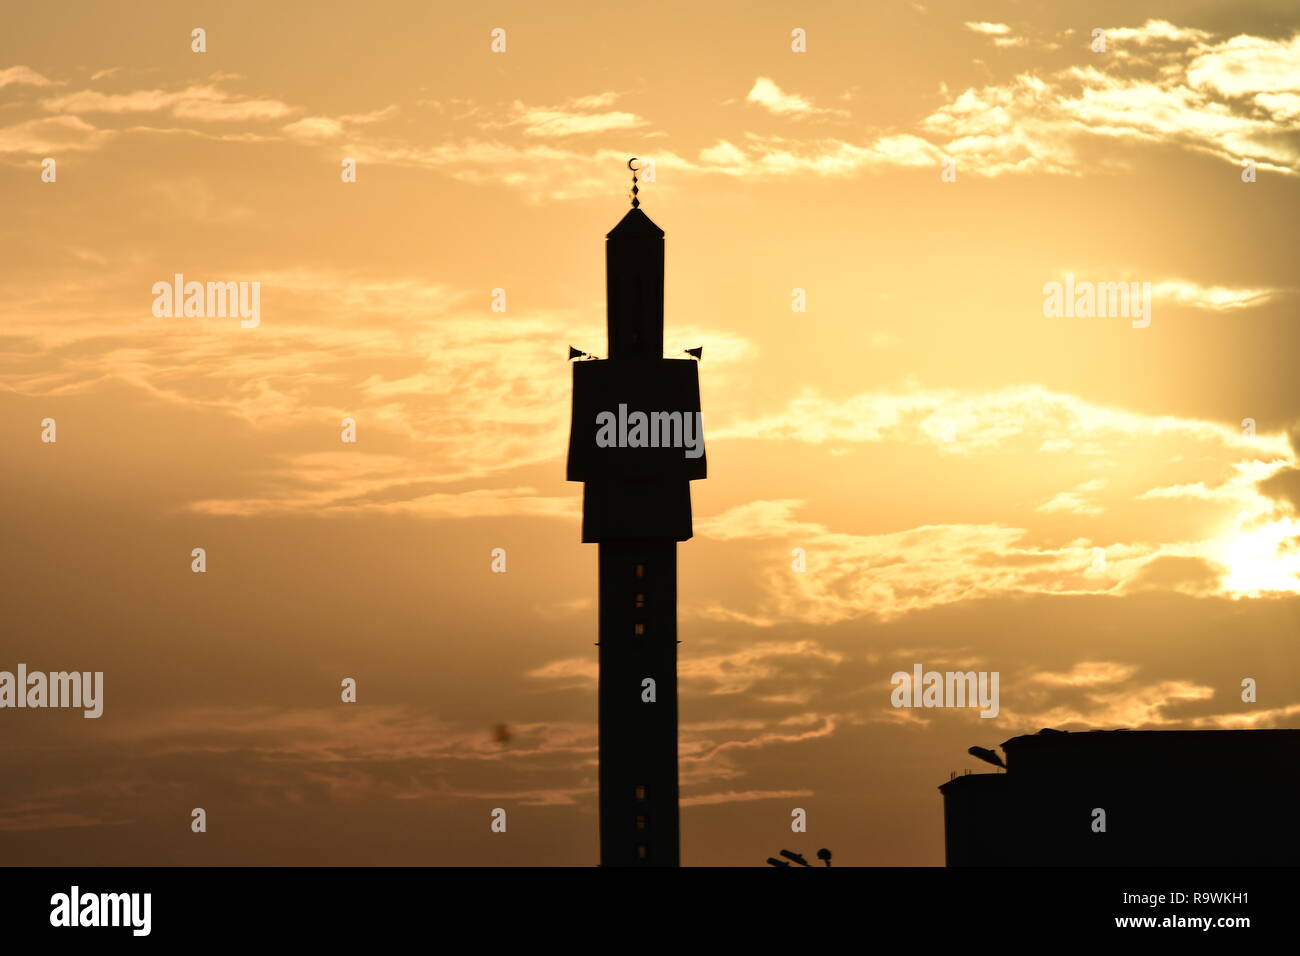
[604,166,664,359]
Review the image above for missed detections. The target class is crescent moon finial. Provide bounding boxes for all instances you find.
[627,157,640,208]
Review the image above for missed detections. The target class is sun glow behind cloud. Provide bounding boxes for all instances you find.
[1216,517,1300,595]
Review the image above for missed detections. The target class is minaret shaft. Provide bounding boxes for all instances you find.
[597,540,680,866]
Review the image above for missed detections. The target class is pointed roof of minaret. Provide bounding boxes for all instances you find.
[606,206,663,239]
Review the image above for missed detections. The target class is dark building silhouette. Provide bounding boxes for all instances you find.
[939,728,1300,866]
[567,180,705,866]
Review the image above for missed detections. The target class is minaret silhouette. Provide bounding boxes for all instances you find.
[567,167,706,866]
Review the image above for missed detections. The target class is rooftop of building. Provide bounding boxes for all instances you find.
[939,728,1300,793]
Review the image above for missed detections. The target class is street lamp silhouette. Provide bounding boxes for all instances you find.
[766,847,833,867]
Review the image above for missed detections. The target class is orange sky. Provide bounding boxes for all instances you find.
[2,0,1299,865]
